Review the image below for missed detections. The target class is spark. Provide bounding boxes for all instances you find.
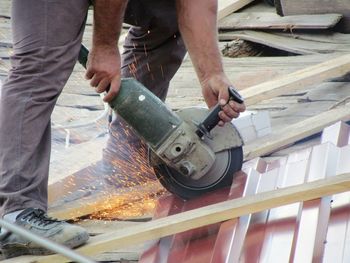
[128,63,137,79]
[133,54,138,66]
[143,44,147,57]
[160,65,164,78]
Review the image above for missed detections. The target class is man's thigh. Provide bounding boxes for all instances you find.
[122,0,186,99]
[11,0,89,52]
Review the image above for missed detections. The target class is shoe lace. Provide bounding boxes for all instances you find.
[22,209,61,227]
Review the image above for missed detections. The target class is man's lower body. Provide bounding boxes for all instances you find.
[0,0,186,258]
[0,0,91,257]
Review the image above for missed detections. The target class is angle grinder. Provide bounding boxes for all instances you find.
[78,45,244,199]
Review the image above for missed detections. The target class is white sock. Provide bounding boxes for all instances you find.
[1,209,25,234]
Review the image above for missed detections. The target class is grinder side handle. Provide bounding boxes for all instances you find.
[195,86,244,138]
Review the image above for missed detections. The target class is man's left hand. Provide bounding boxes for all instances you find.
[201,73,246,126]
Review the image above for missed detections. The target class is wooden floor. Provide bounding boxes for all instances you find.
[1,0,350,262]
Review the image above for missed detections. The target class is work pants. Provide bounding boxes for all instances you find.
[0,0,186,216]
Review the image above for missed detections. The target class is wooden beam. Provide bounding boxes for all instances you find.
[219,13,342,30]
[275,0,350,33]
[218,0,255,20]
[241,53,350,106]
[219,30,350,55]
[22,172,350,263]
[243,104,350,160]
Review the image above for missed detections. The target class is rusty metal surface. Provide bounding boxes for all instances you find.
[139,121,350,263]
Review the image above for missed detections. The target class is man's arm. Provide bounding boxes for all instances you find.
[85,0,128,102]
[176,0,245,125]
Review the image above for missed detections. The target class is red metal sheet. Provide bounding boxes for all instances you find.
[259,148,312,262]
[321,121,350,147]
[323,143,350,263]
[323,192,350,263]
[167,186,232,263]
[291,143,339,262]
[139,195,185,263]
[210,169,260,263]
[240,160,285,262]
[139,121,350,263]
[336,145,350,175]
[243,158,267,174]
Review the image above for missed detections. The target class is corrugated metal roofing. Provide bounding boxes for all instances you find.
[139,121,350,263]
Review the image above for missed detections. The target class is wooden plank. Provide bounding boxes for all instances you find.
[18,171,350,263]
[260,82,350,132]
[219,13,342,30]
[243,104,350,160]
[219,30,350,55]
[168,54,336,109]
[240,53,350,106]
[274,31,350,45]
[218,0,255,20]
[275,0,350,32]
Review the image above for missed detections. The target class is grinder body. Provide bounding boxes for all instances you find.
[109,79,216,180]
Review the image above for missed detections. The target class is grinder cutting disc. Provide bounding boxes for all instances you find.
[150,107,244,200]
[153,147,243,199]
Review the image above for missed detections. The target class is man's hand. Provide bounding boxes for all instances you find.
[201,73,246,126]
[86,0,128,102]
[85,46,121,102]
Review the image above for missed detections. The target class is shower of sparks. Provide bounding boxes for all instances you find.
[90,186,166,220]
[61,122,168,221]
[56,35,172,220]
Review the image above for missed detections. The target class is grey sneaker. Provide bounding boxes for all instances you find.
[0,208,89,258]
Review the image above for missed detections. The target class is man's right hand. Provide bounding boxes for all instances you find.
[85,46,121,102]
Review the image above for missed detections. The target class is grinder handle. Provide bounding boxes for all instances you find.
[78,44,89,69]
[195,86,244,138]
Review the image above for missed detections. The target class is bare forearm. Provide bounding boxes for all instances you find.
[176,0,223,82]
[176,0,245,122]
[93,0,128,48]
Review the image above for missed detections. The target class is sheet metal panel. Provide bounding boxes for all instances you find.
[139,195,185,263]
[291,143,339,262]
[259,148,312,263]
[139,121,350,263]
[240,158,287,262]
[210,169,260,263]
[323,144,350,263]
[167,188,230,263]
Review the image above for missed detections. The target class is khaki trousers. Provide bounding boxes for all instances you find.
[0,0,186,216]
